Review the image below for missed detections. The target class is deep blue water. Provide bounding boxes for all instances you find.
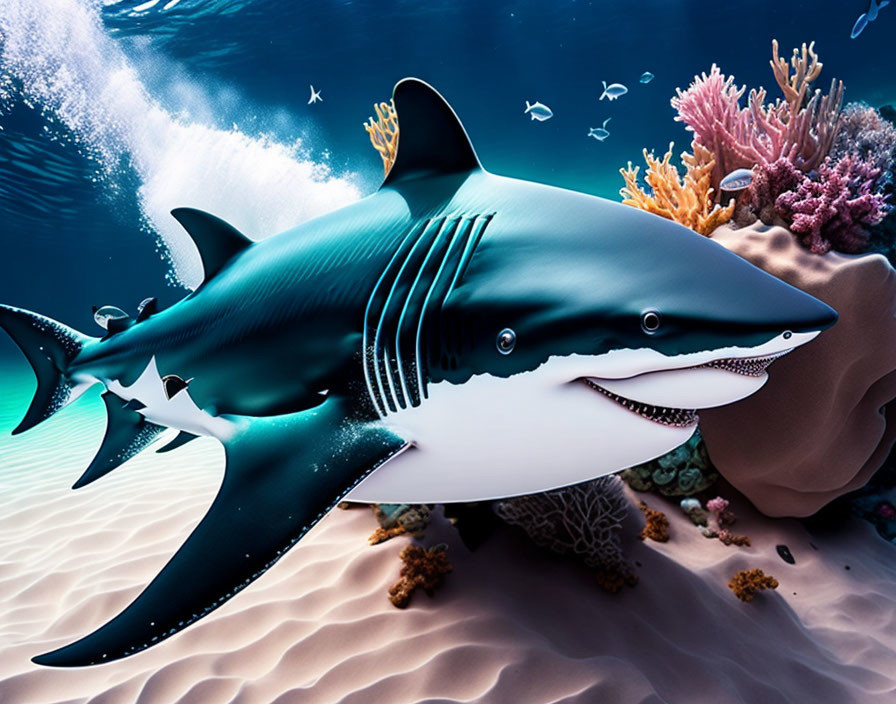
[0,0,893,359]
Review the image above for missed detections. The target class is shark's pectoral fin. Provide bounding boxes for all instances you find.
[72,392,166,489]
[33,400,408,667]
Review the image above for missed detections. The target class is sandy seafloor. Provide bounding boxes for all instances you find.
[1,367,896,704]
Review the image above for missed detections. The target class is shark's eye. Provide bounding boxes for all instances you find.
[496,328,516,354]
[641,311,661,334]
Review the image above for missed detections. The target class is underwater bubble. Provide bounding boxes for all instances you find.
[93,305,129,330]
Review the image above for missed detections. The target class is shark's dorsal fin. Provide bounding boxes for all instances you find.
[382,78,482,187]
[170,208,253,284]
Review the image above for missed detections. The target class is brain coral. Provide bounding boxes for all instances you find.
[698,223,896,517]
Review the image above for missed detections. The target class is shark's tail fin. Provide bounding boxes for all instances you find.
[0,304,96,435]
[525,100,532,111]
[600,80,608,100]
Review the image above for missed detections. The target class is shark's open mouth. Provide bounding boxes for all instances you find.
[582,378,699,427]
[581,351,788,428]
[696,352,786,376]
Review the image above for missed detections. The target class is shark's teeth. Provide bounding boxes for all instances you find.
[696,352,786,377]
[581,378,698,428]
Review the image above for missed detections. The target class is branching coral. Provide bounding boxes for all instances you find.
[742,158,804,224]
[495,476,636,590]
[728,568,779,602]
[621,430,719,496]
[776,155,889,253]
[830,103,896,190]
[671,41,842,191]
[619,141,735,235]
[364,100,399,176]
[388,544,452,608]
[637,501,670,542]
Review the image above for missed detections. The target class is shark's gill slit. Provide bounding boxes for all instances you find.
[362,221,427,416]
[379,218,446,411]
[415,216,474,400]
[393,216,456,408]
[364,213,491,416]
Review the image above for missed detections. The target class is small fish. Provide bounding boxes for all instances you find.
[852,0,889,37]
[600,81,628,101]
[308,85,322,104]
[524,100,553,121]
[719,168,754,191]
[640,72,654,84]
[587,118,612,142]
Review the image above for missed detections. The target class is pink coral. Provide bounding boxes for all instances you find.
[775,155,889,254]
[706,497,729,513]
[671,42,842,191]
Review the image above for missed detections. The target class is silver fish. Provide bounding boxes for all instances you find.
[720,168,754,191]
[588,118,612,142]
[525,100,553,121]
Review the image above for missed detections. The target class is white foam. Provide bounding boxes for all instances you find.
[0,0,362,287]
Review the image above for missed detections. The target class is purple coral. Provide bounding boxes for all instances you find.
[495,476,635,588]
[831,103,896,190]
[775,155,890,254]
[746,158,804,223]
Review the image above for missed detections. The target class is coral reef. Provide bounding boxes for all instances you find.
[776,155,889,254]
[388,544,453,608]
[701,224,896,516]
[368,504,432,545]
[621,430,719,496]
[619,141,735,235]
[637,501,670,542]
[728,569,779,602]
[743,154,889,253]
[671,41,842,191]
[495,476,636,589]
[830,103,896,189]
[364,100,399,176]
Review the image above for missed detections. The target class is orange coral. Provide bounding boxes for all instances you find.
[388,544,452,608]
[364,100,399,176]
[718,530,752,547]
[770,39,822,111]
[620,141,735,236]
[728,568,779,602]
[637,500,670,542]
[369,524,409,545]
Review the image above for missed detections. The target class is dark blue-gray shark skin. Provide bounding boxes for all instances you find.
[0,79,836,667]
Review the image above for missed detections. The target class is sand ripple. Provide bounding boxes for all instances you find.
[1,376,896,702]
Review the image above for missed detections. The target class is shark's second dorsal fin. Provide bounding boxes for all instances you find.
[170,208,253,284]
[382,78,482,187]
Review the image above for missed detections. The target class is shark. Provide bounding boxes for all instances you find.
[0,78,836,667]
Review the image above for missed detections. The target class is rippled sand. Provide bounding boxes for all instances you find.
[2,368,896,703]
